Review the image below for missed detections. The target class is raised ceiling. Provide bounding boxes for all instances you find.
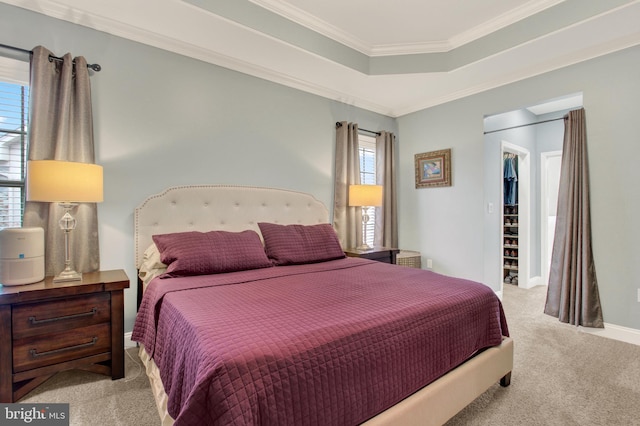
[3,0,640,117]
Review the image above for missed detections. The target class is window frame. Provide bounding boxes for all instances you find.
[0,72,30,228]
[357,133,377,247]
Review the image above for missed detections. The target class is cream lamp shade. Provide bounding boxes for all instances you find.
[348,184,383,207]
[27,160,103,203]
[26,160,103,282]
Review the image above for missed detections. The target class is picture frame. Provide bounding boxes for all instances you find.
[415,148,452,188]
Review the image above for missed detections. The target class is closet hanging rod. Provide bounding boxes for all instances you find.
[335,122,381,136]
[0,43,101,72]
[484,116,566,135]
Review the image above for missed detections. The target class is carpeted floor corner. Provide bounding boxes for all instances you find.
[19,346,159,425]
[446,284,640,426]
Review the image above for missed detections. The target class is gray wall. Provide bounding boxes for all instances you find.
[398,45,640,330]
[0,3,396,332]
[2,3,639,333]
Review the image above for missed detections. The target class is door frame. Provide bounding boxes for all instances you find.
[501,141,532,292]
[540,150,562,286]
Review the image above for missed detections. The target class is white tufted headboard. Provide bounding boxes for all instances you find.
[134,185,330,268]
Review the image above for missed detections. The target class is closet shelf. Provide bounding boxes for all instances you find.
[503,198,519,280]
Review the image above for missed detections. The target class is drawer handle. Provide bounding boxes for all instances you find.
[29,337,99,358]
[28,307,98,325]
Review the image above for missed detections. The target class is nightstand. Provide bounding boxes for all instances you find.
[344,247,400,264]
[0,269,129,402]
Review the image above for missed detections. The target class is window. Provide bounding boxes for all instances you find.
[358,134,376,247]
[0,81,29,228]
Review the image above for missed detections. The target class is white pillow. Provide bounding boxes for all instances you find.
[143,243,166,269]
[138,243,167,291]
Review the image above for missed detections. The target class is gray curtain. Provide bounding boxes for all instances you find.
[544,108,603,328]
[374,131,398,248]
[333,122,361,249]
[23,46,100,276]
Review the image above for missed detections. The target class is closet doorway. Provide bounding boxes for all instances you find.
[483,93,580,299]
[540,151,562,285]
[501,142,531,292]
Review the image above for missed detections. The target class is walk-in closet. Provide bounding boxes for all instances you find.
[483,94,579,297]
[503,153,519,285]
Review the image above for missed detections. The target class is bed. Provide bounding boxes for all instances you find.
[132,185,513,426]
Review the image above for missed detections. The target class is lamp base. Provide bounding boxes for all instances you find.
[54,203,82,283]
[356,243,373,251]
[53,269,82,282]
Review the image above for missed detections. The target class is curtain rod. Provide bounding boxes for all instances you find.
[335,121,381,136]
[483,116,566,135]
[0,43,101,72]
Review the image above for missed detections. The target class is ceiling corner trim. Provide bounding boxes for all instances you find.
[392,30,640,118]
[369,41,452,57]
[449,0,566,48]
[2,0,75,28]
[5,0,640,120]
[249,0,567,57]
[248,0,372,55]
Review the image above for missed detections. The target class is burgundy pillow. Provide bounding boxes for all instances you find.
[258,222,345,266]
[152,230,272,276]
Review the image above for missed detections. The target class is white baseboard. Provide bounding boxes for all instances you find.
[498,283,640,347]
[124,332,136,348]
[580,322,640,346]
[521,275,542,290]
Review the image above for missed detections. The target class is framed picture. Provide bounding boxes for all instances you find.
[415,149,452,188]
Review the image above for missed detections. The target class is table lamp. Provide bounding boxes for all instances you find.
[26,160,103,282]
[348,184,383,250]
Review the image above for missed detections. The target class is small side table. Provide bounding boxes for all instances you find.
[0,269,130,402]
[344,247,400,264]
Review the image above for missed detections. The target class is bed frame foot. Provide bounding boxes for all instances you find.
[500,372,511,387]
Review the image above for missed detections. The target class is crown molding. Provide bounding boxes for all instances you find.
[449,0,564,49]
[392,31,640,117]
[248,0,371,55]
[369,41,452,57]
[111,21,396,117]
[2,0,394,115]
[250,0,564,56]
[3,0,639,118]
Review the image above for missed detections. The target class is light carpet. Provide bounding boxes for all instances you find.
[446,284,640,425]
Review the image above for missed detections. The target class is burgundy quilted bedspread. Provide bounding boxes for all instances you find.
[132,258,509,426]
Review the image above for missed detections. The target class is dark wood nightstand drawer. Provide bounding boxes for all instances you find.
[12,293,111,339]
[13,322,111,373]
[344,247,400,264]
[0,269,129,403]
